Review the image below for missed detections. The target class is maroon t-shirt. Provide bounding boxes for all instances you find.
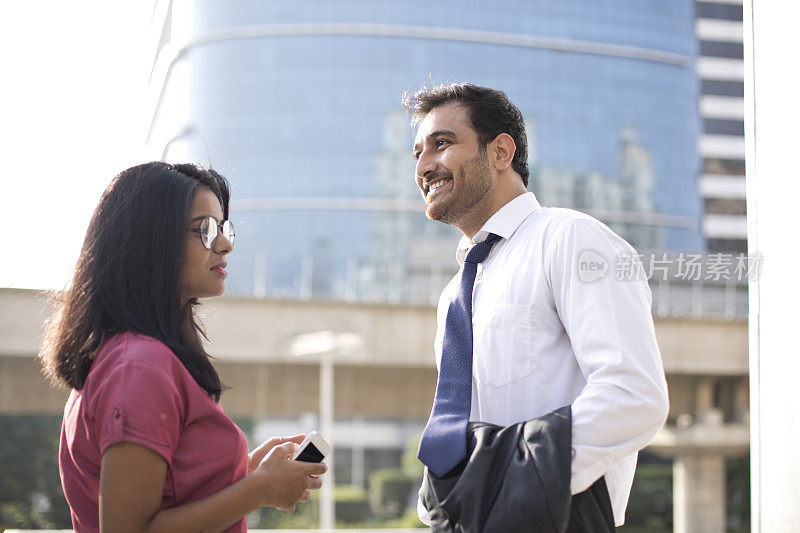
[59,331,249,532]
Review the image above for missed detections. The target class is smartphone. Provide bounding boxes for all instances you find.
[291,431,331,463]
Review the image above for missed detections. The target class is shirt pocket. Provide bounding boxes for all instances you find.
[474,304,533,387]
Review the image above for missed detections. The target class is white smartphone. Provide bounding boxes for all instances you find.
[290,431,331,463]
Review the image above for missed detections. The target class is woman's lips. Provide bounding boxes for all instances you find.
[211,263,228,277]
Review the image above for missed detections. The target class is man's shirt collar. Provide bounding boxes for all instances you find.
[456,192,542,264]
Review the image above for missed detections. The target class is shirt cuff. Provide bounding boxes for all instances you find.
[417,495,432,526]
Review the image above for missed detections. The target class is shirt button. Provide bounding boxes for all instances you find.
[112,408,121,419]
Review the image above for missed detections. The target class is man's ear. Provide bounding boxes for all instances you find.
[491,133,516,171]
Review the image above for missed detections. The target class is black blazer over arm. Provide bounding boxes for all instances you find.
[419,406,614,532]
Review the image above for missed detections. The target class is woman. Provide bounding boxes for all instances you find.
[40,162,325,532]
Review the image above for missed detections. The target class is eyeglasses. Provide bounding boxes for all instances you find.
[189,216,235,249]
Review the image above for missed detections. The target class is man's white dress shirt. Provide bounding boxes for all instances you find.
[418,192,669,527]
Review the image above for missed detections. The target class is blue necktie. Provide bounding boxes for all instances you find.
[418,233,501,477]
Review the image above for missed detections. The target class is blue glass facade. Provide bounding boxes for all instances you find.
[149,0,701,301]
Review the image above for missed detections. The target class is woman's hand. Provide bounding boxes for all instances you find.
[247,434,306,474]
[249,436,327,511]
[100,436,325,532]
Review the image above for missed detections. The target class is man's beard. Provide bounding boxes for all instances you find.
[426,148,492,225]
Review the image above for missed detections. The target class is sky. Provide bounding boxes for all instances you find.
[0,1,153,290]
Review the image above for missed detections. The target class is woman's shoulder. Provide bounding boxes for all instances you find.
[92,331,183,380]
[82,331,195,411]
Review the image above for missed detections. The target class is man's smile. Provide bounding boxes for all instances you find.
[426,178,453,202]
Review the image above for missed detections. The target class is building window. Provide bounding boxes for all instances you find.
[705,198,748,216]
[707,238,747,254]
[701,80,745,97]
[695,2,744,22]
[704,118,745,136]
[704,158,746,176]
[700,40,744,59]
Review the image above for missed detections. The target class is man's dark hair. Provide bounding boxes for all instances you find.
[403,83,529,187]
[40,162,231,401]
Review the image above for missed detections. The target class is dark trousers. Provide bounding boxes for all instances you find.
[566,476,615,532]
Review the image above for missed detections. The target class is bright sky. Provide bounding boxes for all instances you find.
[0,1,153,290]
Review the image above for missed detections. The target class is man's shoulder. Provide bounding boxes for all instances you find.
[516,206,636,257]
[534,206,604,225]
[519,206,607,240]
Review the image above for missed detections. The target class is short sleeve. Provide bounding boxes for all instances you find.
[90,341,186,464]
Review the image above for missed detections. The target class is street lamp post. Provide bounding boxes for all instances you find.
[290,330,364,531]
[319,351,334,529]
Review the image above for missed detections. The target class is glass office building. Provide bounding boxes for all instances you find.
[148,0,701,302]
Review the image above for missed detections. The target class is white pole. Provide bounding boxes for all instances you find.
[746,0,800,529]
[319,353,335,529]
[352,415,365,489]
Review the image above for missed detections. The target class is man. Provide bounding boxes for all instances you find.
[405,83,669,529]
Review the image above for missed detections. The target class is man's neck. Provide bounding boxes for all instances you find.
[458,188,527,240]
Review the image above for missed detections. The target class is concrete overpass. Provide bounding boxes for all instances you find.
[0,287,748,530]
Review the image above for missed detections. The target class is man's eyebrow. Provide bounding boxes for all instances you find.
[413,129,457,151]
[427,129,456,139]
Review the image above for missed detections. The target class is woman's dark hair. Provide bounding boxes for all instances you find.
[40,162,231,401]
[403,83,530,187]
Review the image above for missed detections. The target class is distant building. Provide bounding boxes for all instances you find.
[534,123,664,252]
[695,0,747,253]
[147,0,703,302]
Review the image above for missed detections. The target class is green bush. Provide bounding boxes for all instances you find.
[396,506,426,528]
[0,415,71,530]
[249,495,318,529]
[368,469,416,519]
[250,485,376,528]
[401,434,424,478]
[334,485,372,523]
